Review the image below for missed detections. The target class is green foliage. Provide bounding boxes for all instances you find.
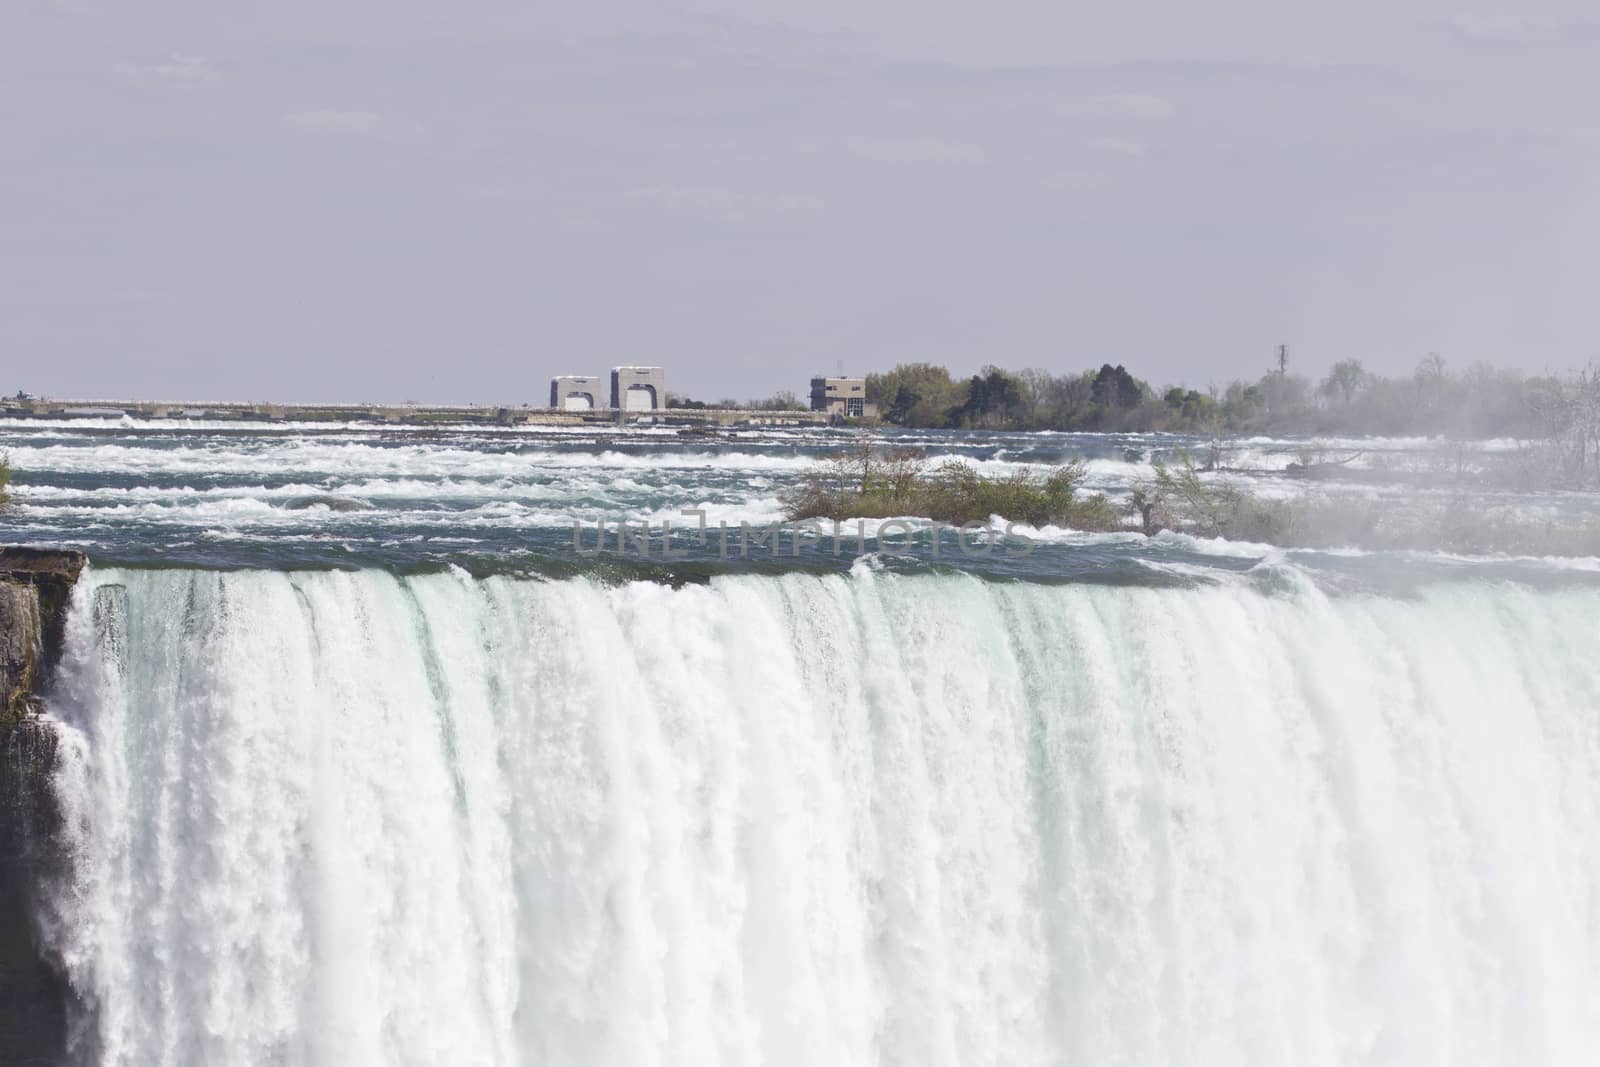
[863,357,1561,439]
[748,390,807,411]
[1091,364,1143,409]
[1134,450,1600,553]
[1220,382,1264,427]
[1165,387,1220,427]
[0,453,11,507]
[664,392,711,409]
[953,368,1026,428]
[867,363,965,426]
[780,444,1122,530]
[1145,451,1299,543]
[919,459,1077,526]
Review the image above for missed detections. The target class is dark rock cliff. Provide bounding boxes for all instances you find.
[1,547,86,1066]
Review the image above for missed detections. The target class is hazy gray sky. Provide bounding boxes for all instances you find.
[3,1,1597,402]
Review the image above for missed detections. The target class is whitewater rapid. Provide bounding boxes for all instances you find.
[42,566,1600,1066]
[14,418,1580,574]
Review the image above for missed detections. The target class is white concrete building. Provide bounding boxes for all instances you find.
[610,367,664,411]
[809,376,876,418]
[550,376,602,411]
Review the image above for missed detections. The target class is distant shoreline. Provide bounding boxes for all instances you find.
[0,397,829,428]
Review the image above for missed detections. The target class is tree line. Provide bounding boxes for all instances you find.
[865,357,1584,438]
[665,390,808,412]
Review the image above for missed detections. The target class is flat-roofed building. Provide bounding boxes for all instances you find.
[611,366,664,411]
[809,376,876,419]
[550,375,602,411]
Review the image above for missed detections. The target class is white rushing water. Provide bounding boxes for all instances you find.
[42,566,1600,1066]
[10,420,1569,566]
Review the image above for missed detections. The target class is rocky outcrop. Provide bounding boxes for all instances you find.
[0,581,41,726]
[1,547,85,1065]
[0,548,85,727]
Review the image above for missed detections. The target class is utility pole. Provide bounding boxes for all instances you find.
[1276,344,1289,376]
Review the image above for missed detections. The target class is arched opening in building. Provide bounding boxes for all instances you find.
[623,385,658,411]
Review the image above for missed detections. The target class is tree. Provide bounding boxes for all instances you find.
[1091,364,1142,409]
[1025,369,1096,429]
[868,363,963,426]
[1410,353,1449,425]
[1258,371,1311,424]
[837,356,1570,438]
[1164,387,1219,428]
[1321,359,1368,407]
[1533,364,1600,487]
[957,367,1024,427]
[1415,352,1446,384]
[1221,382,1264,428]
[750,390,805,411]
[885,384,921,424]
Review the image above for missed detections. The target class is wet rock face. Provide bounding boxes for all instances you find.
[0,547,87,587]
[0,549,86,722]
[0,546,85,1065]
[0,546,86,634]
[1,718,69,1064]
[1,582,42,725]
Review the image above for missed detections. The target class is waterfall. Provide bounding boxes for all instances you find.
[42,566,1600,1066]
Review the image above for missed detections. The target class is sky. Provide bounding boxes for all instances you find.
[2,1,1597,403]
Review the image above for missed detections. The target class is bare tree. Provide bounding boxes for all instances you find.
[1320,359,1368,407]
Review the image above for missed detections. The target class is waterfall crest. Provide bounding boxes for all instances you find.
[44,567,1600,1066]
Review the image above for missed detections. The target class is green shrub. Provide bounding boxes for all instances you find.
[1137,450,1600,553]
[1144,451,1300,543]
[778,443,928,521]
[781,445,1122,530]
